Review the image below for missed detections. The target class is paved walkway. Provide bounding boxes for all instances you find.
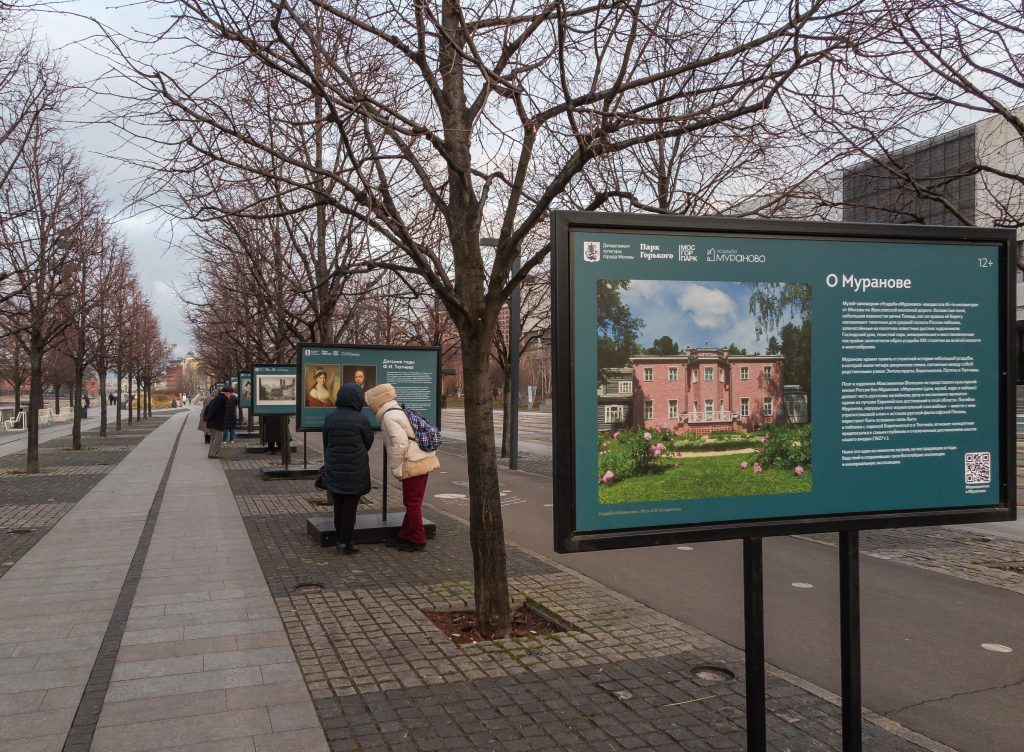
[0,409,327,751]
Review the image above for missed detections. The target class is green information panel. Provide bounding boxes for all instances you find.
[237,371,252,411]
[552,212,1015,552]
[251,364,297,416]
[296,344,440,432]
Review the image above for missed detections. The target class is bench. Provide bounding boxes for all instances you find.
[37,409,52,427]
[49,409,72,424]
[3,412,26,432]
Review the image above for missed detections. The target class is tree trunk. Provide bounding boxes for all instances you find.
[72,336,85,449]
[461,337,511,637]
[26,342,43,474]
[98,369,107,437]
[145,380,152,418]
[13,383,21,415]
[115,371,122,431]
[72,368,82,450]
[53,384,60,414]
[136,379,142,422]
[126,373,133,424]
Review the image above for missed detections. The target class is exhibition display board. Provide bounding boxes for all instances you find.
[251,363,297,416]
[237,371,252,410]
[296,344,441,432]
[552,212,1016,553]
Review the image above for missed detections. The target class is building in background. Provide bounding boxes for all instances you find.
[840,112,1023,376]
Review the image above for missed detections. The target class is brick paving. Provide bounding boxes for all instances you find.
[220,447,935,752]
[0,417,172,582]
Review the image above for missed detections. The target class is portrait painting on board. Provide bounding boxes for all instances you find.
[342,365,377,392]
[304,364,340,408]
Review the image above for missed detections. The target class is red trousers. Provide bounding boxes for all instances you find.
[399,474,429,545]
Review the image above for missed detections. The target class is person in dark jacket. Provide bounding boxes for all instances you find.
[222,390,239,445]
[321,383,373,555]
[203,385,231,458]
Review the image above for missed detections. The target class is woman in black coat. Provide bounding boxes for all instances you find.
[321,383,373,554]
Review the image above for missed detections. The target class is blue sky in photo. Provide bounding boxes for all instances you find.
[619,280,773,354]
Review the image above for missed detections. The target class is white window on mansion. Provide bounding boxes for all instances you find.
[740,366,749,380]
[644,400,653,419]
[763,397,773,416]
[704,399,714,417]
[704,366,714,381]
[604,405,624,423]
[643,368,653,382]
[763,365,772,379]
[668,367,678,382]
[619,381,633,394]
[740,397,750,417]
[668,399,678,419]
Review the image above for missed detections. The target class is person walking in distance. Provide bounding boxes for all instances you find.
[365,384,439,551]
[321,383,373,555]
[199,387,218,444]
[203,385,231,458]
[222,388,239,445]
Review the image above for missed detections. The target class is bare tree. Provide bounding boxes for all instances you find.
[107,0,899,636]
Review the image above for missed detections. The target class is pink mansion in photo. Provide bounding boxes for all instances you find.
[598,346,786,435]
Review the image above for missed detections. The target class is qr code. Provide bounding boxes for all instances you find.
[964,452,991,485]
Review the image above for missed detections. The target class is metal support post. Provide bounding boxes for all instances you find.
[382,447,388,522]
[509,254,521,470]
[743,537,767,752]
[840,530,863,751]
[302,432,307,468]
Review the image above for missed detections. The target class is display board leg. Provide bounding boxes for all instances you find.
[382,447,388,522]
[743,536,767,752]
[281,417,290,469]
[840,530,862,751]
[303,431,307,468]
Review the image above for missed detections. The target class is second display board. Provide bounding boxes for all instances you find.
[296,344,441,431]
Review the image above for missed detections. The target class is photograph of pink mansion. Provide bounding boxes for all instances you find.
[598,346,785,435]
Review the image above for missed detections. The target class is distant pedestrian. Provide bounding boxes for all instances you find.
[109,393,115,407]
[321,383,373,555]
[222,388,239,445]
[203,385,231,458]
[82,394,90,419]
[199,387,219,445]
[365,384,439,552]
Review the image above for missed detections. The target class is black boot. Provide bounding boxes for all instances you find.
[343,542,358,555]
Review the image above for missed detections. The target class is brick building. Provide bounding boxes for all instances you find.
[624,347,784,435]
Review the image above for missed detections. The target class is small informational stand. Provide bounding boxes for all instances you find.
[296,343,442,544]
[551,212,1016,752]
[249,363,313,479]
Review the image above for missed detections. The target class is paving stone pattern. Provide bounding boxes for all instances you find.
[0,418,170,581]
[221,448,929,752]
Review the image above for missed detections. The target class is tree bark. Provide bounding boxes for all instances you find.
[26,341,43,474]
[53,384,60,414]
[461,336,510,638]
[115,370,122,431]
[98,369,107,437]
[499,364,511,459]
[126,372,133,424]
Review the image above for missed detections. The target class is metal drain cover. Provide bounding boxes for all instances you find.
[690,665,736,684]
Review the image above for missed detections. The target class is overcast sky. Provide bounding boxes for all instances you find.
[620,280,771,354]
[33,2,193,356]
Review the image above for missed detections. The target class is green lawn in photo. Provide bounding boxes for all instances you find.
[599,452,812,504]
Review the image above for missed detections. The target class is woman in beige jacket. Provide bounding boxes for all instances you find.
[365,384,439,551]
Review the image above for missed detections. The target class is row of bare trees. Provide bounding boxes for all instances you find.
[87,0,1022,636]
[0,9,171,473]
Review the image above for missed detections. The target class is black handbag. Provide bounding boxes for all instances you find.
[314,466,327,491]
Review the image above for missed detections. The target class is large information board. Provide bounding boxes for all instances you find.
[296,344,441,432]
[251,363,297,416]
[552,212,1016,552]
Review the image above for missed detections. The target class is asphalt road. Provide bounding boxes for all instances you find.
[395,442,1024,752]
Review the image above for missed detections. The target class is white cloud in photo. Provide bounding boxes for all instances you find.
[675,283,738,330]
[618,279,783,354]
